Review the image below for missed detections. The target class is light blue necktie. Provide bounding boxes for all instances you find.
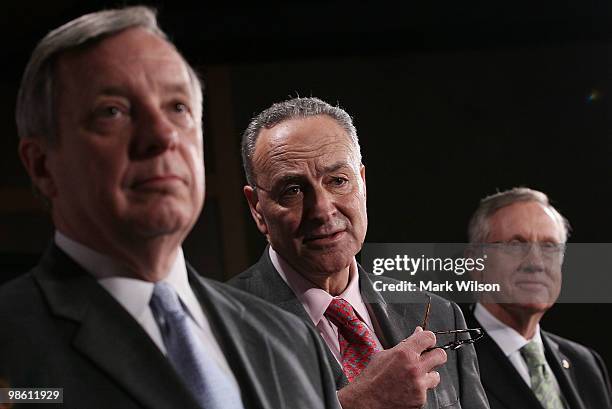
[149,282,244,409]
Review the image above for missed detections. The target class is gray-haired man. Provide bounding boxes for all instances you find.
[462,187,612,409]
[0,7,339,409]
[229,96,490,409]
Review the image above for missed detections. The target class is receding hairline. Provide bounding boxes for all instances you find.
[489,200,566,233]
[251,114,361,166]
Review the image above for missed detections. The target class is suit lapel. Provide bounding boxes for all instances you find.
[188,269,274,409]
[543,332,587,409]
[357,267,417,347]
[35,244,200,409]
[249,249,348,388]
[465,309,544,409]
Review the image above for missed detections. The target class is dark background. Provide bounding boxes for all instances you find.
[1,1,611,370]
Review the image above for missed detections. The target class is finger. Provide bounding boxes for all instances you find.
[399,325,423,344]
[397,330,436,353]
[421,347,447,371]
[423,370,441,390]
[414,330,436,352]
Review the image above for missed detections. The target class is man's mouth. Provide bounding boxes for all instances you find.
[132,174,184,189]
[303,230,346,244]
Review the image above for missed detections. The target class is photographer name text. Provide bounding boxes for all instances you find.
[373,280,500,292]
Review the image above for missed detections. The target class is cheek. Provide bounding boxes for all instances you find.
[185,142,204,180]
[268,208,301,236]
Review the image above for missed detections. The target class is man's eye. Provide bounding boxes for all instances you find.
[331,177,348,186]
[99,106,122,117]
[283,185,302,196]
[174,102,188,113]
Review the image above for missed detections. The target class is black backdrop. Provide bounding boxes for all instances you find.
[1,0,611,372]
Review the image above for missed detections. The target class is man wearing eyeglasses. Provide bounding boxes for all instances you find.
[463,187,612,409]
[228,96,489,409]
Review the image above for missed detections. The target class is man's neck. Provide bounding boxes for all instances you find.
[291,262,351,295]
[55,230,181,282]
[313,268,351,296]
[481,303,544,340]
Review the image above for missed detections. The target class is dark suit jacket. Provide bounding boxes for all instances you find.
[228,248,490,409]
[463,306,612,409]
[0,244,340,409]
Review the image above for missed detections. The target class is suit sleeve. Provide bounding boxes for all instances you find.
[451,301,491,409]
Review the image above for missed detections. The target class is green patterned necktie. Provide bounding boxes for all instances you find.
[520,341,565,409]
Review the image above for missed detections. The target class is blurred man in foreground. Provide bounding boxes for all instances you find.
[0,7,339,409]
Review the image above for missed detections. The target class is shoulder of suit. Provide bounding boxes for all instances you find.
[543,330,602,361]
[0,270,40,308]
[226,249,271,288]
[201,277,315,338]
[226,264,259,288]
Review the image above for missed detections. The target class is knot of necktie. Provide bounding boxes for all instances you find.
[325,298,374,346]
[521,340,547,370]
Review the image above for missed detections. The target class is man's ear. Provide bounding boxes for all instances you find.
[18,137,57,199]
[360,164,367,199]
[244,185,268,236]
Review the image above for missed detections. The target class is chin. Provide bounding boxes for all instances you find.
[511,302,553,315]
[130,208,192,239]
[312,256,354,277]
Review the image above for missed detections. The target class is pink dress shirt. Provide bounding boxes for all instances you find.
[269,246,383,363]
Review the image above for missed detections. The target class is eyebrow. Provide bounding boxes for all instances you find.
[321,161,354,174]
[506,234,560,243]
[270,174,304,188]
[97,82,192,98]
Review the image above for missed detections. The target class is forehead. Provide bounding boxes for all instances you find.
[487,201,564,242]
[55,27,193,96]
[253,115,358,175]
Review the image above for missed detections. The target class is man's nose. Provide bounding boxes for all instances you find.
[131,106,179,158]
[305,186,337,222]
[521,244,546,273]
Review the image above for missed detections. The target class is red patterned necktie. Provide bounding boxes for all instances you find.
[324,297,382,382]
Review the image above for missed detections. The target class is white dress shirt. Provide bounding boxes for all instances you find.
[270,246,383,363]
[474,303,565,396]
[55,231,238,383]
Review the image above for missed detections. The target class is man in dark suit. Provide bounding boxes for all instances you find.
[0,7,340,409]
[228,97,489,409]
[462,187,612,409]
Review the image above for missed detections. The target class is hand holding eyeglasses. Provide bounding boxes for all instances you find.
[422,294,484,351]
[337,325,447,409]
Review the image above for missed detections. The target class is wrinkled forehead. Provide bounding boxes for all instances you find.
[488,201,566,242]
[254,116,361,175]
[55,28,198,101]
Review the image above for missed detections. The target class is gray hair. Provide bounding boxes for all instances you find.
[241,97,361,186]
[468,187,570,244]
[16,5,203,144]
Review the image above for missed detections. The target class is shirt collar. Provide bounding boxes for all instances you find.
[474,302,543,357]
[269,246,367,325]
[54,230,205,328]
